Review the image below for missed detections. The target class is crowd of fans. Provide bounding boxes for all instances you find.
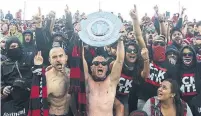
[0,4,201,116]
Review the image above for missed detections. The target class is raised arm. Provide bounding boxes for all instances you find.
[130,5,146,48]
[140,48,150,79]
[109,34,125,84]
[82,46,89,80]
[158,14,167,37]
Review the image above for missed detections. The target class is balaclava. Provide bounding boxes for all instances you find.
[5,37,23,61]
[11,78,30,106]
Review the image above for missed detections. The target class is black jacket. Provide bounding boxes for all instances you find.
[22,30,37,66]
[1,100,29,116]
[1,59,33,100]
[191,94,201,116]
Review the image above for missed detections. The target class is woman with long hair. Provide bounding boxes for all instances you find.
[143,79,193,116]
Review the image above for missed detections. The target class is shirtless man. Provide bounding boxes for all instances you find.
[82,37,125,116]
[33,47,71,116]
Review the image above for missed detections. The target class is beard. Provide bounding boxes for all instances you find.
[92,76,107,82]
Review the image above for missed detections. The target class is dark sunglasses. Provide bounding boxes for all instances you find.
[92,61,107,66]
[183,53,193,57]
[126,48,137,54]
[153,41,166,46]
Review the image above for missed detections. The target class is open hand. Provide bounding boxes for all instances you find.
[34,51,43,65]
[130,5,138,20]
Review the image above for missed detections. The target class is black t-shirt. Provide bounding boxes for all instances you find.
[137,60,178,101]
[179,67,198,105]
[1,100,29,116]
[190,94,201,116]
[117,63,142,95]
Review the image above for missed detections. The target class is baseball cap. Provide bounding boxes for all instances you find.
[12,78,31,91]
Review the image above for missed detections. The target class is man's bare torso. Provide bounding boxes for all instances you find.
[46,68,71,115]
[86,75,117,116]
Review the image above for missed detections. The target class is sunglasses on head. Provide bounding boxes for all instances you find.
[153,41,166,46]
[126,48,137,54]
[183,52,193,57]
[92,61,107,66]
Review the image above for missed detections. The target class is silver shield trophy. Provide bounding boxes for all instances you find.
[78,12,123,47]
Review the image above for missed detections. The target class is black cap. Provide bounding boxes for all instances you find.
[12,78,30,91]
[129,110,148,116]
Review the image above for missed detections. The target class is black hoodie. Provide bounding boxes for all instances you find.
[1,78,30,116]
[179,45,201,107]
[22,30,37,66]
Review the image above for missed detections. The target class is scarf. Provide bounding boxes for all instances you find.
[28,65,49,116]
[69,33,96,116]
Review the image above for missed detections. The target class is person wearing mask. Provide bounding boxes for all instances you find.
[5,11,13,21]
[1,78,30,116]
[165,46,180,65]
[137,35,178,110]
[1,37,33,103]
[178,45,201,109]
[143,79,193,116]
[22,30,37,66]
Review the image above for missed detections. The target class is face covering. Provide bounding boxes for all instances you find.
[152,46,166,62]
[11,87,30,101]
[7,48,22,61]
[182,52,193,66]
